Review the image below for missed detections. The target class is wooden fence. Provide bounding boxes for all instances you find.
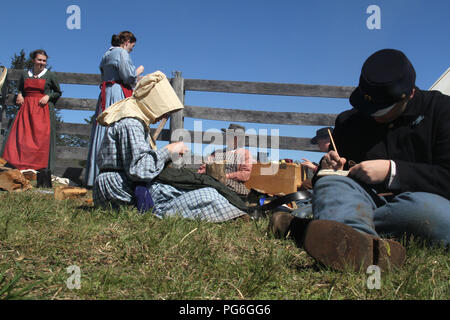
[0,69,354,184]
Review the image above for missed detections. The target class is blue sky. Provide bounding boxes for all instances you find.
[1,0,449,163]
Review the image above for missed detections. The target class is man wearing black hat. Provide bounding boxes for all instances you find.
[278,49,450,271]
[301,127,334,174]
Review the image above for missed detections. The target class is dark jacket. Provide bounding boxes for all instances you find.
[322,89,450,201]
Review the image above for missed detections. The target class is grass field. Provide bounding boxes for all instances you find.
[0,189,448,300]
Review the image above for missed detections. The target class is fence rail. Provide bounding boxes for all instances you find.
[0,69,353,184]
[184,79,354,98]
[5,69,101,85]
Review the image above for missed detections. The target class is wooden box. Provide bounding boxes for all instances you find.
[245,162,306,195]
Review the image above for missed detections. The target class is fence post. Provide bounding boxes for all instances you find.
[0,71,8,147]
[170,71,185,142]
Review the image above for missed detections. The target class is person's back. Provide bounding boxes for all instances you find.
[100,47,136,85]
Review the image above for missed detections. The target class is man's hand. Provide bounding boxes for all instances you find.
[39,95,50,107]
[320,150,346,170]
[349,160,390,184]
[301,158,318,172]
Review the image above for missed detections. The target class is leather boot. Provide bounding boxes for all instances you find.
[269,213,406,272]
[268,211,310,242]
[303,220,406,272]
[36,168,52,188]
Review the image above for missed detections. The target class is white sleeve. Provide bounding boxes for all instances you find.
[388,160,400,189]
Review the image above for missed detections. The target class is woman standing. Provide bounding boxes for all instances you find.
[2,50,61,187]
[84,31,144,187]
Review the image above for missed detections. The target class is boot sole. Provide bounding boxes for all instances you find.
[304,220,405,272]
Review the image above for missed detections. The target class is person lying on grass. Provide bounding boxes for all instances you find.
[92,71,248,222]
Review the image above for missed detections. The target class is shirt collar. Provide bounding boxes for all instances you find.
[28,68,48,78]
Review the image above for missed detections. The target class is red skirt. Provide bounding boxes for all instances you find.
[3,78,51,170]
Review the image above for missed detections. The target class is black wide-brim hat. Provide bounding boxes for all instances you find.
[350,49,416,116]
[221,123,245,133]
[311,127,333,144]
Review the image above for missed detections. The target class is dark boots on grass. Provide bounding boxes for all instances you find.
[268,211,406,272]
[36,168,52,188]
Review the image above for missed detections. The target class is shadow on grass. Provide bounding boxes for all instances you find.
[294,262,325,272]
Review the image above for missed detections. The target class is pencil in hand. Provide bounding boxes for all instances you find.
[328,128,338,156]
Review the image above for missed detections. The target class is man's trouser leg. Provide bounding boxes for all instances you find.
[313,176,450,246]
[374,192,450,247]
[312,175,379,236]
